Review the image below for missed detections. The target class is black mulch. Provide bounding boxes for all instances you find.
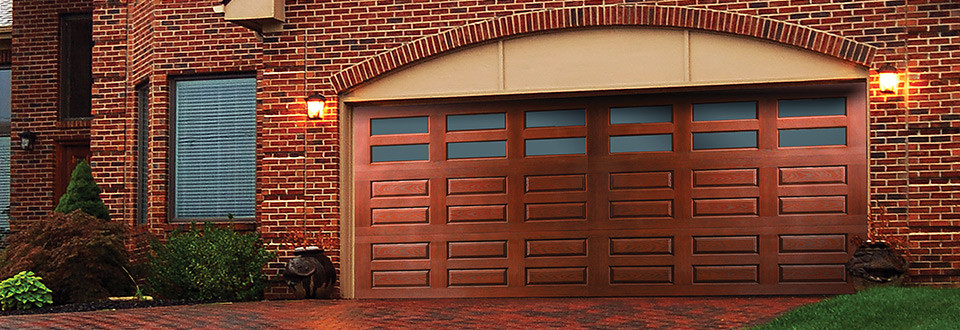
[0,299,198,317]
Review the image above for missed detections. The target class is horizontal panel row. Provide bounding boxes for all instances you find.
[369,234,847,261]
[369,196,847,224]
[371,166,842,198]
[368,97,845,136]
[368,263,846,288]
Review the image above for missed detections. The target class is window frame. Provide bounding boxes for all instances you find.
[168,73,257,223]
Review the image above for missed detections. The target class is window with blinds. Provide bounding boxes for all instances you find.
[0,68,10,229]
[173,77,256,221]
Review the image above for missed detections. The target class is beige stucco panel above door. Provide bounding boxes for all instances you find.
[341,27,868,102]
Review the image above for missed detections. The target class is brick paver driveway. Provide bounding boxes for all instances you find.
[0,296,821,329]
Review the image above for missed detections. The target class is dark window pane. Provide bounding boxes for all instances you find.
[59,13,93,119]
[526,109,584,128]
[610,106,672,124]
[448,113,505,131]
[778,98,846,117]
[610,134,672,153]
[371,117,428,135]
[779,128,846,147]
[693,131,757,149]
[372,144,429,162]
[136,84,149,225]
[448,141,506,159]
[693,101,757,121]
[525,137,586,156]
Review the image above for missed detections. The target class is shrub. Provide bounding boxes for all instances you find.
[0,271,53,310]
[54,160,110,221]
[0,210,130,303]
[147,223,275,302]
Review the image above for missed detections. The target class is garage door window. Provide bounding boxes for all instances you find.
[693,101,757,121]
[780,128,846,147]
[172,76,256,221]
[372,144,430,162]
[448,141,506,159]
[610,106,672,124]
[693,131,757,150]
[526,109,585,127]
[448,113,505,131]
[778,98,845,117]
[611,134,672,153]
[371,116,428,135]
[526,137,586,156]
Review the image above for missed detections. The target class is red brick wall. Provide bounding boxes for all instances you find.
[11,0,959,298]
[11,0,93,227]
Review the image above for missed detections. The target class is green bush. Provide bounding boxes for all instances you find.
[54,160,110,221]
[147,223,275,302]
[0,210,130,303]
[0,271,54,311]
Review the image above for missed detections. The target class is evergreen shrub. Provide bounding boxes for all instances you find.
[54,160,110,221]
[147,223,275,302]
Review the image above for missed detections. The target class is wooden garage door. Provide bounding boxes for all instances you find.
[353,83,867,298]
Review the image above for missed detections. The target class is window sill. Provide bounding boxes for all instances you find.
[167,220,257,232]
[56,118,92,129]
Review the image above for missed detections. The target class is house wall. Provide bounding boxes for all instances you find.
[10,0,959,298]
[11,0,94,227]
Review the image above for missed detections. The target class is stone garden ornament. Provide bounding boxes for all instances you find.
[282,247,337,299]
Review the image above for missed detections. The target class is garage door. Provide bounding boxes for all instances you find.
[353,83,867,298]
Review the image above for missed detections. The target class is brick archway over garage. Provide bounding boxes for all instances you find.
[331,4,878,93]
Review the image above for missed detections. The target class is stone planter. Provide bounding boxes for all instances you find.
[846,241,908,291]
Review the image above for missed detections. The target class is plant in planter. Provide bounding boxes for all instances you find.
[277,229,337,299]
[846,206,910,291]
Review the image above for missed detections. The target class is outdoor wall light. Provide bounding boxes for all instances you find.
[305,93,327,119]
[18,130,36,151]
[878,65,899,94]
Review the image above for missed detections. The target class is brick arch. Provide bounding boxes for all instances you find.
[331,4,877,93]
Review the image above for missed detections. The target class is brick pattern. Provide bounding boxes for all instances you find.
[10,0,960,298]
[0,296,823,329]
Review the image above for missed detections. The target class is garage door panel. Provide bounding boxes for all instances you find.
[447,204,508,223]
[777,185,848,196]
[606,190,675,202]
[779,234,848,253]
[354,83,866,297]
[690,186,760,199]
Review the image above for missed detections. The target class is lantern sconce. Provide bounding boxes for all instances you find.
[18,130,36,151]
[877,65,899,94]
[305,93,327,119]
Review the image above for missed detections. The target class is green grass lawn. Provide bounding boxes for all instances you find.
[754,286,960,330]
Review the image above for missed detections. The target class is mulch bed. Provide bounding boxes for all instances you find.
[0,299,198,317]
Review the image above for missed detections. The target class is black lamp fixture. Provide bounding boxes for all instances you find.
[305,93,327,119]
[18,130,36,151]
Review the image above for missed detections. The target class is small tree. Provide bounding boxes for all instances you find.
[54,160,110,220]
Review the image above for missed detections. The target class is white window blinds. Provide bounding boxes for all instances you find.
[0,137,8,229]
[174,77,256,220]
